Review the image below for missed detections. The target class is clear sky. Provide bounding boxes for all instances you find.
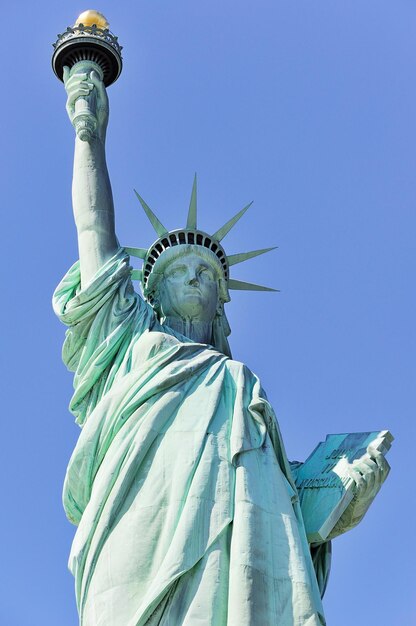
[1,1,414,624]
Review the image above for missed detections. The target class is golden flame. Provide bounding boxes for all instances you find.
[74,10,109,29]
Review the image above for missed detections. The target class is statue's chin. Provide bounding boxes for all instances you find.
[176,308,209,322]
[170,299,212,322]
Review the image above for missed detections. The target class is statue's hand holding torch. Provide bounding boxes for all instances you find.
[52,10,122,143]
[63,66,108,143]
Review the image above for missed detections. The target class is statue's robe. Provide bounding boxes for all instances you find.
[54,250,329,626]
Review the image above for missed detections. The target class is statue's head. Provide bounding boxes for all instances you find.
[125,176,277,357]
[146,245,229,323]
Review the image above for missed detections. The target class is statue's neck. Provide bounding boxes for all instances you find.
[163,316,213,345]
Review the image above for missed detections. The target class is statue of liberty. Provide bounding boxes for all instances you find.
[53,12,390,626]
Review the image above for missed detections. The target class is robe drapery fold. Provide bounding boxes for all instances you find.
[53,249,328,626]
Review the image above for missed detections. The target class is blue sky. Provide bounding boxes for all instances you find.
[1,2,414,624]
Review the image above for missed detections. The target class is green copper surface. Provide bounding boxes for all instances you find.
[227,246,278,267]
[211,201,253,241]
[186,173,198,229]
[134,189,168,236]
[228,278,278,291]
[54,251,327,625]
[53,35,391,626]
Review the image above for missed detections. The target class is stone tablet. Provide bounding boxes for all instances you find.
[294,430,393,543]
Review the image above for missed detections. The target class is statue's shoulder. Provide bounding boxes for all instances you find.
[224,356,256,380]
[130,329,180,363]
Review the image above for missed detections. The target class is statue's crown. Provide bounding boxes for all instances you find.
[125,176,278,303]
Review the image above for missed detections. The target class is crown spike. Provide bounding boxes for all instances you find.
[212,201,253,242]
[186,173,198,229]
[134,190,168,237]
[131,269,143,281]
[228,246,278,267]
[228,278,278,292]
[124,246,148,259]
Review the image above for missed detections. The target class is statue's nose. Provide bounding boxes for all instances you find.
[188,275,199,286]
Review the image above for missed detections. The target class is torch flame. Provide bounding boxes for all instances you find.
[74,10,109,29]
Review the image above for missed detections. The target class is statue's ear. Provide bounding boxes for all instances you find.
[149,286,161,312]
[218,277,231,304]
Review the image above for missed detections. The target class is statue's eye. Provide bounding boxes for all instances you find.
[199,267,215,280]
[168,267,186,279]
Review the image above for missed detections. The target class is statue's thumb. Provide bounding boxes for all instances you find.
[63,66,70,84]
[90,71,105,97]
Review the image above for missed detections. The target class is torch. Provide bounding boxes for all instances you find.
[52,10,123,141]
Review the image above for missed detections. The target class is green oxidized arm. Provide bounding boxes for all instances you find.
[64,65,118,288]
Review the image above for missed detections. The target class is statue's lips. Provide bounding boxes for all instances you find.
[182,288,202,297]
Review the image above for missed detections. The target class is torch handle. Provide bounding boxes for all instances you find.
[70,61,104,142]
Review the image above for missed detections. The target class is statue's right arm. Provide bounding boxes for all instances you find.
[64,66,118,288]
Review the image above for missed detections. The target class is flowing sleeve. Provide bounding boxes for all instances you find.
[52,248,156,426]
[286,461,332,598]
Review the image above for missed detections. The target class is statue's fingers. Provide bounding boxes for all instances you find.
[348,466,365,489]
[66,85,93,104]
[350,457,374,475]
[375,454,390,475]
[360,455,389,497]
[75,82,94,93]
[63,66,70,85]
[356,457,377,472]
[367,447,390,481]
[67,81,94,93]
[360,461,377,491]
[89,70,103,88]
[65,73,89,91]
[367,446,389,469]
[365,467,376,494]
[366,444,383,459]
[65,84,91,102]
[371,457,390,494]
[90,71,108,103]
[354,461,375,496]
[65,82,92,98]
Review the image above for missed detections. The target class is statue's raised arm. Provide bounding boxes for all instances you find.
[63,65,118,287]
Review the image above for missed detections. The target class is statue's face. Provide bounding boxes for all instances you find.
[159,252,219,323]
